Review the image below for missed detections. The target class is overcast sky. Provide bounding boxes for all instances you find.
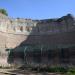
[0,0,75,19]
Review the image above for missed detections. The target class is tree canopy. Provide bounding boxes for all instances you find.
[0,9,8,16]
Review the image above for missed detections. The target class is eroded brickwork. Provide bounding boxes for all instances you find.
[0,13,75,66]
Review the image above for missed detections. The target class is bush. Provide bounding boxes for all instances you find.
[66,68,75,75]
[0,9,8,16]
[46,67,67,73]
[31,66,67,73]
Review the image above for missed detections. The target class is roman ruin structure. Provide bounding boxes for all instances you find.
[0,13,75,67]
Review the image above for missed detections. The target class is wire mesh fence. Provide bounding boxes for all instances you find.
[7,44,75,67]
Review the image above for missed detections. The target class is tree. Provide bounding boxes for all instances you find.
[0,9,8,16]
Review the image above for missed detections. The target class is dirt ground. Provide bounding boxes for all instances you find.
[0,69,64,75]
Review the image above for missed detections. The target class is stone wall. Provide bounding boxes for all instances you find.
[0,13,75,66]
[0,13,75,35]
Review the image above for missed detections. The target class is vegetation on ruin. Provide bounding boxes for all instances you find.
[18,65,75,75]
[0,9,8,16]
[31,67,75,75]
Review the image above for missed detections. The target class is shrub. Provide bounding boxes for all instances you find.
[0,9,8,16]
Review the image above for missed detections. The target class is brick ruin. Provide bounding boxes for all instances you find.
[0,13,75,67]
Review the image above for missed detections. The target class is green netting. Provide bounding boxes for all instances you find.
[13,44,75,52]
[7,44,75,65]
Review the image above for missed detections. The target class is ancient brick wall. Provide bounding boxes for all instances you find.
[0,13,75,66]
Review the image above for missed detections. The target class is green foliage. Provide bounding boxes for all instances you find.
[47,67,67,73]
[0,9,8,16]
[18,65,75,75]
[66,68,75,75]
[31,66,67,73]
[68,68,75,73]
